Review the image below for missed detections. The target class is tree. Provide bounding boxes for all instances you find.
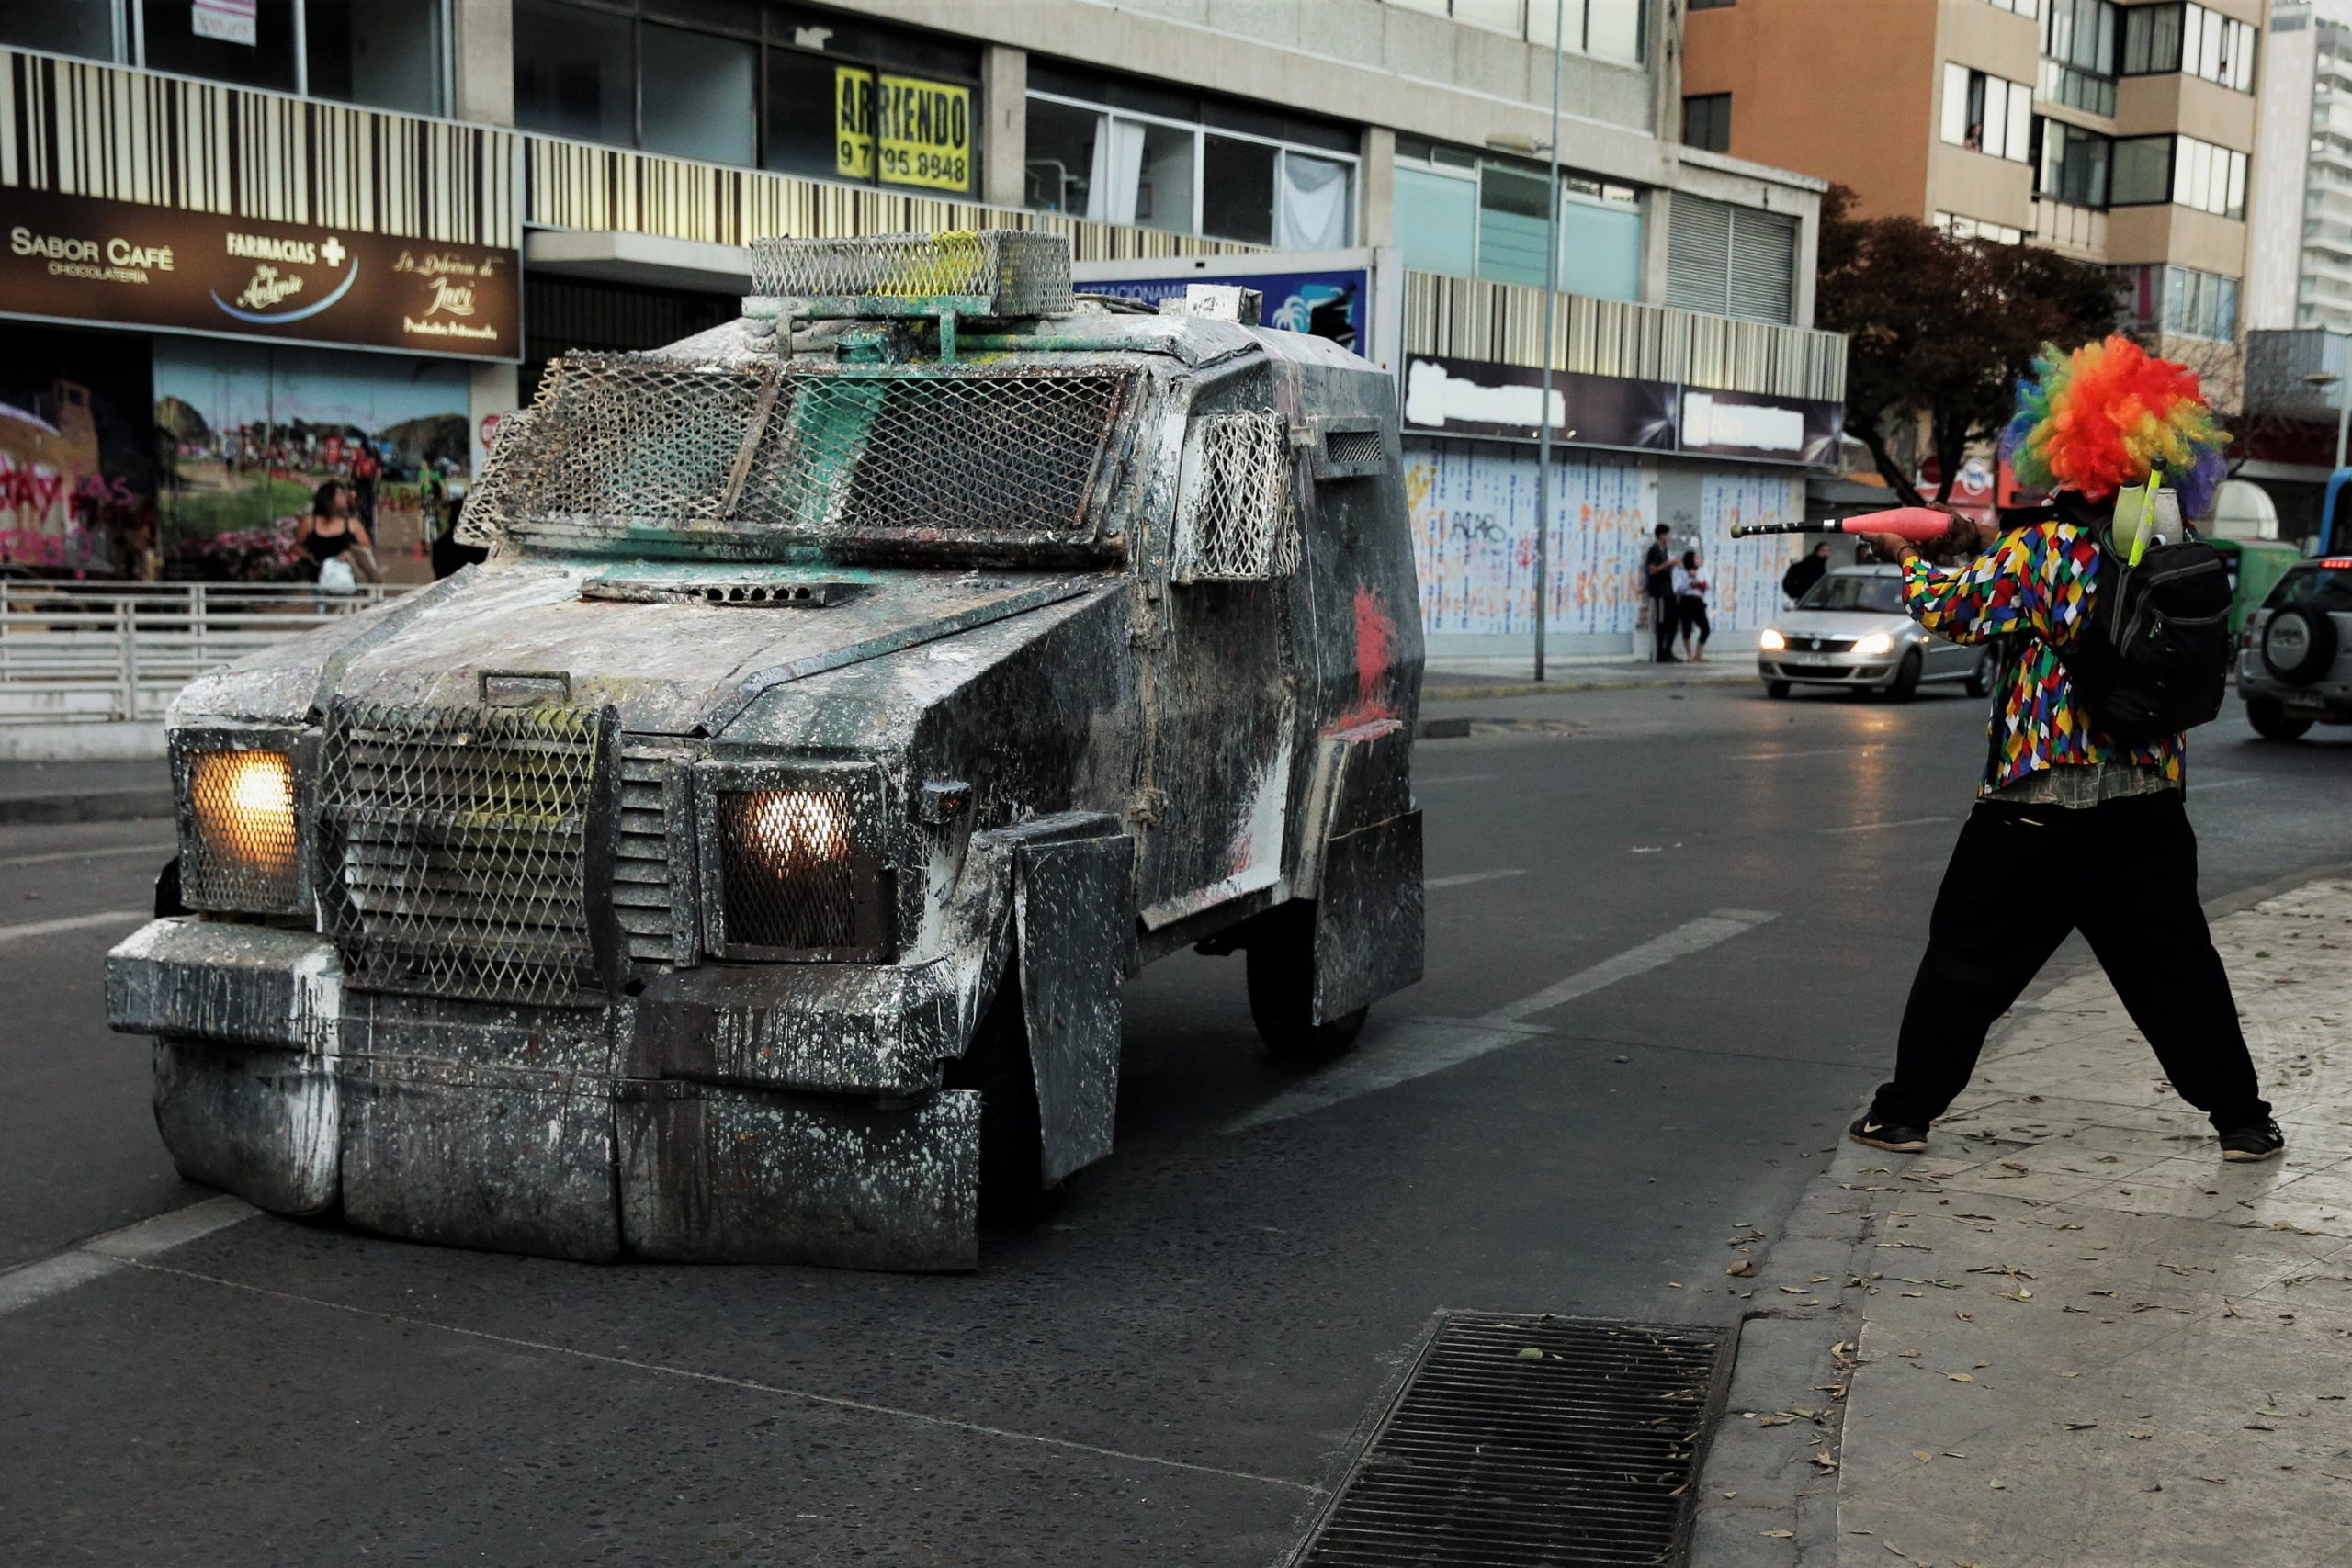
[1815,185,2120,504]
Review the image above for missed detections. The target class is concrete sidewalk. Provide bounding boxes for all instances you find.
[1700,875,2352,1568]
[0,759,171,824]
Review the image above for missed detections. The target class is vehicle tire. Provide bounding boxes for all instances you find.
[1246,903,1367,1063]
[1765,679,1792,699]
[942,974,1061,1224]
[1884,648,1923,702]
[2261,608,2337,687]
[2245,696,2313,743]
[1964,648,1996,699]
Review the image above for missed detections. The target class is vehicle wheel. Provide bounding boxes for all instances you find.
[1884,648,1923,702]
[2245,696,2313,743]
[1765,679,1792,699]
[1246,903,1367,1063]
[1964,648,1996,699]
[942,975,1060,1223]
[2261,608,2337,687]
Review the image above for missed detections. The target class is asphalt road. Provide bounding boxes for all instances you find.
[4,682,2348,1567]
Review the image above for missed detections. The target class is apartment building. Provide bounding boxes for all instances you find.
[2248,0,2352,333]
[1682,0,2259,397]
[0,0,1849,659]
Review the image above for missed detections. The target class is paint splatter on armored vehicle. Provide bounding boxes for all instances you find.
[106,231,1424,1269]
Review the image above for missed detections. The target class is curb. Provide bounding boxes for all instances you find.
[0,788,175,826]
[1424,672,1756,701]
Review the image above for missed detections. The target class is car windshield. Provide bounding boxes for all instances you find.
[1797,573,1903,614]
[2267,564,2352,612]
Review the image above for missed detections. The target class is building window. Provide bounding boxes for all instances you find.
[140,0,300,93]
[2116,263,2239,339]
[304,1,447,116]
[513,2,978,193]
[1385,1,1646,64]
[2109,132,2246,217]
[1682,93,1732,153]
[2121,3,2256,93]
[1024,65,1355,246]
[2039,0,2118,116]
[1980,0,2040,14]
[1941,63,2031,161]
[1667,192,1795,323]
[1688,0,1735,11]
[1394,137,1644,302]
[0,1,122,61]
[1935,212,2025,244]
[2033,115,2112,208]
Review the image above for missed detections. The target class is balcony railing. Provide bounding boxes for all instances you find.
[0,581,406,726]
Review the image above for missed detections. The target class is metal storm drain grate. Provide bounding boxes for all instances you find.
[1292,1313,1730,1568]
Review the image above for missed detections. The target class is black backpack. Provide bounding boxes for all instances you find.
[2034,495,2233,747]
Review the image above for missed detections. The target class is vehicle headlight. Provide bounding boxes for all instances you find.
[708,784,893,960]
[1758,628,1787,650]
[1851,631,1896,657]
[181,748,303,913]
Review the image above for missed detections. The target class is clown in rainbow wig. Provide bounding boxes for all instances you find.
[2000,334,2230,519]
[1840,336,2278,1167]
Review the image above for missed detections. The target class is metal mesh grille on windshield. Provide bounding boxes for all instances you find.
[316,701,608,1007]
[748,231,1072,315]
[471,355,1128,544]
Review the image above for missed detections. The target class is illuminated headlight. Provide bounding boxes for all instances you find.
[1850,631,1896,657]
[181,748,303,913]
[1758,628,1787,650]
[708,784,893,960]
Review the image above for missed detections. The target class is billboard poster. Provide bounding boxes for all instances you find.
[1404,355,1842,468]
[2,190,520,361]
[1078,267,1371,354]
[0,327,155,576]
[833,69,974,193]
[153,338,472,581]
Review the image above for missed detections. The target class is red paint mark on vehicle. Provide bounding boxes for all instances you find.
[1329,585,1398,731]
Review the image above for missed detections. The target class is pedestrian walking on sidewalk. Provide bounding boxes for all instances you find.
[1674,548,1712,661]
[1846,338,2280,1165]
[1782,541,1831,605]
[1643,524,1680,662]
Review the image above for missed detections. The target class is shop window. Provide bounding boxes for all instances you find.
[1394,138,1643,302]
[140,0,300,93]
[1023,74,1353,243]
[0,1,119,61]
[1682,93,1731,154]
[1558,197,1643,301]
[515,1,636,145]
[1477,164,1553,288]
[303,0,445,116]
[642,23,757,165]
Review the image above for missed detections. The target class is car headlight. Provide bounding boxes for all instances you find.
[1851,631,1895,657]
[707,783,893,960]
[1758,628,1787,650]
[181,747,304,913]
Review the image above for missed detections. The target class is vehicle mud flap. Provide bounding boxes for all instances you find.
[1013,828,1135,1185]
[1313,808,1425,1023]
[152,1037,340,1216]
[615,1081,979,1270]
[337,1056,621,1262]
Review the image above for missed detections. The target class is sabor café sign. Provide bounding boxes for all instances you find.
[2,189,519,361]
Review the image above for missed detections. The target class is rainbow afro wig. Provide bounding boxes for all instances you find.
[2000,335,2229,518]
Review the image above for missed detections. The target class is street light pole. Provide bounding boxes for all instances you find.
[1532,0,1565,682]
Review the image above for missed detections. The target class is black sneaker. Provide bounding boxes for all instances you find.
[1849,1115,1928,1153]
[2218,1121,2286,1163]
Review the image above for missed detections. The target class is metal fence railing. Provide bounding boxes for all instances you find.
[0,581,408,725]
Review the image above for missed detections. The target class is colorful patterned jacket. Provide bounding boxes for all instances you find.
[1898,520,2185,796]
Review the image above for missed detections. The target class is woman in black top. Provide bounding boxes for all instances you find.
[295,481,372,583]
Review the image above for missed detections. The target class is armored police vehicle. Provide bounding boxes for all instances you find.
[106,231,1424,1269]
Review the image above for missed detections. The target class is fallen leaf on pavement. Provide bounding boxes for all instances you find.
[2129,1430,2154,1440]
[2064,1421,2098,1430]
[1947,1373,1974,1382]
[1726,1261,1755,1278]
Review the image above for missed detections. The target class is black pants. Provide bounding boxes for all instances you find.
[1872,792,2268,1133]
[1650,592,1679,659]
[1678,597,1710,645]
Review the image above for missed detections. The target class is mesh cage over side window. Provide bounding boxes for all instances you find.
[1172,410,1300,583]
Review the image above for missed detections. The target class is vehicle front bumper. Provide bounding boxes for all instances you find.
[1758,652,1894,685]
[105,917,979,1268]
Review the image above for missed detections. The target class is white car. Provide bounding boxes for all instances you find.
[1757,564,1995,700]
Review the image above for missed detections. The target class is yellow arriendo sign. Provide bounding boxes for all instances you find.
[833,69,973,193]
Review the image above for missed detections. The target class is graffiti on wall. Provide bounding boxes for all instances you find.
[1407,442,1657,637]
[1695,471,1807,627]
